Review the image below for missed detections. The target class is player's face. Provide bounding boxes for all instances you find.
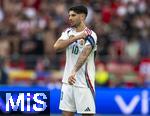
[68,11,81,27]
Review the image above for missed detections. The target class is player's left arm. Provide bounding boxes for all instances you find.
[73,45,92,73]
[73,34,96,73]
[68,44,93,85]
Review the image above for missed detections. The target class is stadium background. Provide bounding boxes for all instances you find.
[0,0,149,115]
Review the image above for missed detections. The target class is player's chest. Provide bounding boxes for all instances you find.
[69,40,85,55]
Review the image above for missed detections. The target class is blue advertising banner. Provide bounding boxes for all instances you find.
[50,87,150,115]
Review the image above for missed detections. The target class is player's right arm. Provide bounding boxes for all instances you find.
[54,29,87,52]
[53,35,77,52]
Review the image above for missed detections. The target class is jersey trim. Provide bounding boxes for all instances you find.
[85,63,95,98]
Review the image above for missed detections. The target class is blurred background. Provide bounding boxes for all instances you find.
[0,0,149,115]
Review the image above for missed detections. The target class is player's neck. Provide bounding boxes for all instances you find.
[75,22,86,32]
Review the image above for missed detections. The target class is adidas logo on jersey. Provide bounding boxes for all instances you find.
[84,107,91,111]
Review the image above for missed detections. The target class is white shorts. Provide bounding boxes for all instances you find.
[59,83,95,114]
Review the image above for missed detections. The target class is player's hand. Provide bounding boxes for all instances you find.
[68,71,76,85]
[76,28,91,39]
[77,31,88,39]
[84,28,92,36]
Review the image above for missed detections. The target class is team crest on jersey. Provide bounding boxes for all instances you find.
[79,39,85,45]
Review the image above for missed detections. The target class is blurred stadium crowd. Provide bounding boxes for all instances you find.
[0,0,149,87]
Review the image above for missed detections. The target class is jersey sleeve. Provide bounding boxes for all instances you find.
[59,28,71,40]
[85,31,97,49]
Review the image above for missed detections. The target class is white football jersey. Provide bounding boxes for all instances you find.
[59,27,97,93]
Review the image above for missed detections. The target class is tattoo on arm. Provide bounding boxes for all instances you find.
[73,45,92,73]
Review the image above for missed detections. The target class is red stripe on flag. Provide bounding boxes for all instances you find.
[84,28,92,35]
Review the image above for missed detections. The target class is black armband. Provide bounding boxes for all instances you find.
[85,35,95,49]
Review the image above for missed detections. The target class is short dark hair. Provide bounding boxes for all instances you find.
[69,5,88,17]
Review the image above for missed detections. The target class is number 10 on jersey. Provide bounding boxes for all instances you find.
[72,45,79,55]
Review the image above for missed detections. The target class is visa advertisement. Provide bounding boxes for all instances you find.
[50,87,150,115]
